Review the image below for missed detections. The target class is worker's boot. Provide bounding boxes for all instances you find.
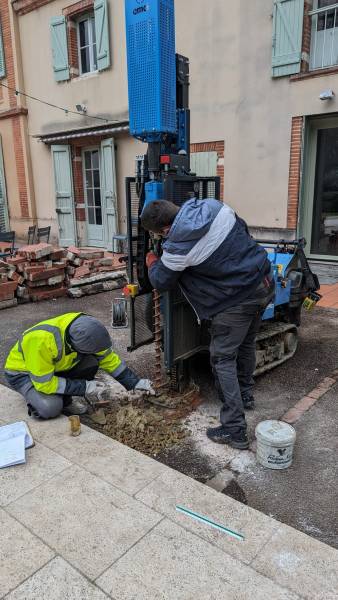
[62,397,88,416]
[206,425,249,450]
[242,394,255,411]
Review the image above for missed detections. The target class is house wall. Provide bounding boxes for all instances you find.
[12,0,338,242]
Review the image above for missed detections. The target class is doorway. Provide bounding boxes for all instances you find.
[302,117,338,260]
[83,148,104,247]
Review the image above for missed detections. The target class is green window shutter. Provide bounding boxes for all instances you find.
[191,151,218,177]
[100,138,117,249]
[0,22,6,79]
[50,16,69,82]
[272,0,304,78]
[0,135,10,232]
[51,145,76,246]
[94,0,111,71]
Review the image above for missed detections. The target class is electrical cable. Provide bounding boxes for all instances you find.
[0,81,120,124]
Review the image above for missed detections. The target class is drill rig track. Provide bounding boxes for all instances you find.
[254,321,298,376]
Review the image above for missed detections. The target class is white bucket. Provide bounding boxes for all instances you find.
[255,420,296,470]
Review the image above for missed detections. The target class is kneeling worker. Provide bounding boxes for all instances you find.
[4,312,153,419]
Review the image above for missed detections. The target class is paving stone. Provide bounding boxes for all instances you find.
[252,524,338,600]
[0,442,71,507]
[135,468,279,565]
[26,415,94,450]
[0,509,54,598]
[5,556,109,600]
[54,427,170,495]
[97,519,299,600]
[7,465,162,580]
[0,386,33,421]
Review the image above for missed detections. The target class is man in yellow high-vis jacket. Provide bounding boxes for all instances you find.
[4,312,153,419]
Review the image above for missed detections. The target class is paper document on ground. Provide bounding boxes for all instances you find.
[0,421,34,449]
[0,434,26,468]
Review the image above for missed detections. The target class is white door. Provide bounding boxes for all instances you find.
[51,145,77,246]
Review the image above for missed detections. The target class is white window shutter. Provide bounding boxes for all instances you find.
[272,0,304,78]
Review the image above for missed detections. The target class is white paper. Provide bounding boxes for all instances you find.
[0,421,34,449]
[0,434,26,468]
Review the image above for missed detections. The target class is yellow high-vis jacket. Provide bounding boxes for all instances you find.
[5,312,124,395]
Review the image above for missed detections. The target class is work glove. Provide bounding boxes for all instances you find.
[146,252,159,269]
[134,378,156,396]
[85,380,106,402]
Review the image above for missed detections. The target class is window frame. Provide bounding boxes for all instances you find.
[82,147,103,228]
[76,12,97,76]
[309,0,338,71]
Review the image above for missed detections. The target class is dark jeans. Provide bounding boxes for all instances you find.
[209,279,275,432]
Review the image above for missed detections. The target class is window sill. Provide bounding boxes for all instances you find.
[291,66,338,81]
[72,70,99,82]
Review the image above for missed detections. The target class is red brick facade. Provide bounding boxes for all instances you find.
[0,0,31,220]
[301,1,312,73]
[72,146,86,222]
[287,117,303,230]
[190,140,224,200]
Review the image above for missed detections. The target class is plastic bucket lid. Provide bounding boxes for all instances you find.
[255,420,296,446]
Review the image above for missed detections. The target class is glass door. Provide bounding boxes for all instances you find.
[83,148,104,247]
[302,118,338,260]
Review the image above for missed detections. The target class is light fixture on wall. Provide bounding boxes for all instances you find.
[319,89,335,101]
[75,103,87,113]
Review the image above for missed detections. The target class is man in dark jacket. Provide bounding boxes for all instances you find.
[141,198,275,449]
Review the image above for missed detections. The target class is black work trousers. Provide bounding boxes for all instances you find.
[209,279,275,433]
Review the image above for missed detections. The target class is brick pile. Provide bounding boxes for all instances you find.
[0,260,19,309]
[66,247,126,298]
[0,244,127,309]
[7,243,68,305]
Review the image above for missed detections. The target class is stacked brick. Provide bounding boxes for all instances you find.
[0,261,19,309]
[66,247,126,298]
[8,243,68,304]
[0,243,126,309]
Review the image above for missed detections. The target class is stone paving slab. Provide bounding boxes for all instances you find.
[4,557,110,600]
[1,384,338,599]
[135,468,279,564]
[0,441,71,507]
[97,519,300,600]
[0,387,27,422]
[6,465,162,581]
[252,524,338,600]
[0,509,54,599]
[54,427,169,496]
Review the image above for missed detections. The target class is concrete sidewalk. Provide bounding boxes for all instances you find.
[1,385,337,600]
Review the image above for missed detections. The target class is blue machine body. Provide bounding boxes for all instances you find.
[125,0,177,141]
[144,181,164,209]
[262,249,293,321]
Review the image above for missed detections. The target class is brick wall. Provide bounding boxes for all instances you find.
[71,146,86,221]
[190,140,224,200]
[0,0,31,220]
[301,1,312,73]
[287,116,303,229]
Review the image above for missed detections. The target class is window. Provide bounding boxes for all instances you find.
[84,149,102,225]
[310,1,338,70]
[77,14,97,75]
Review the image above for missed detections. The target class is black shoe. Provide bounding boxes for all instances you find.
[206,425,249,450]
[242,394,255,411]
